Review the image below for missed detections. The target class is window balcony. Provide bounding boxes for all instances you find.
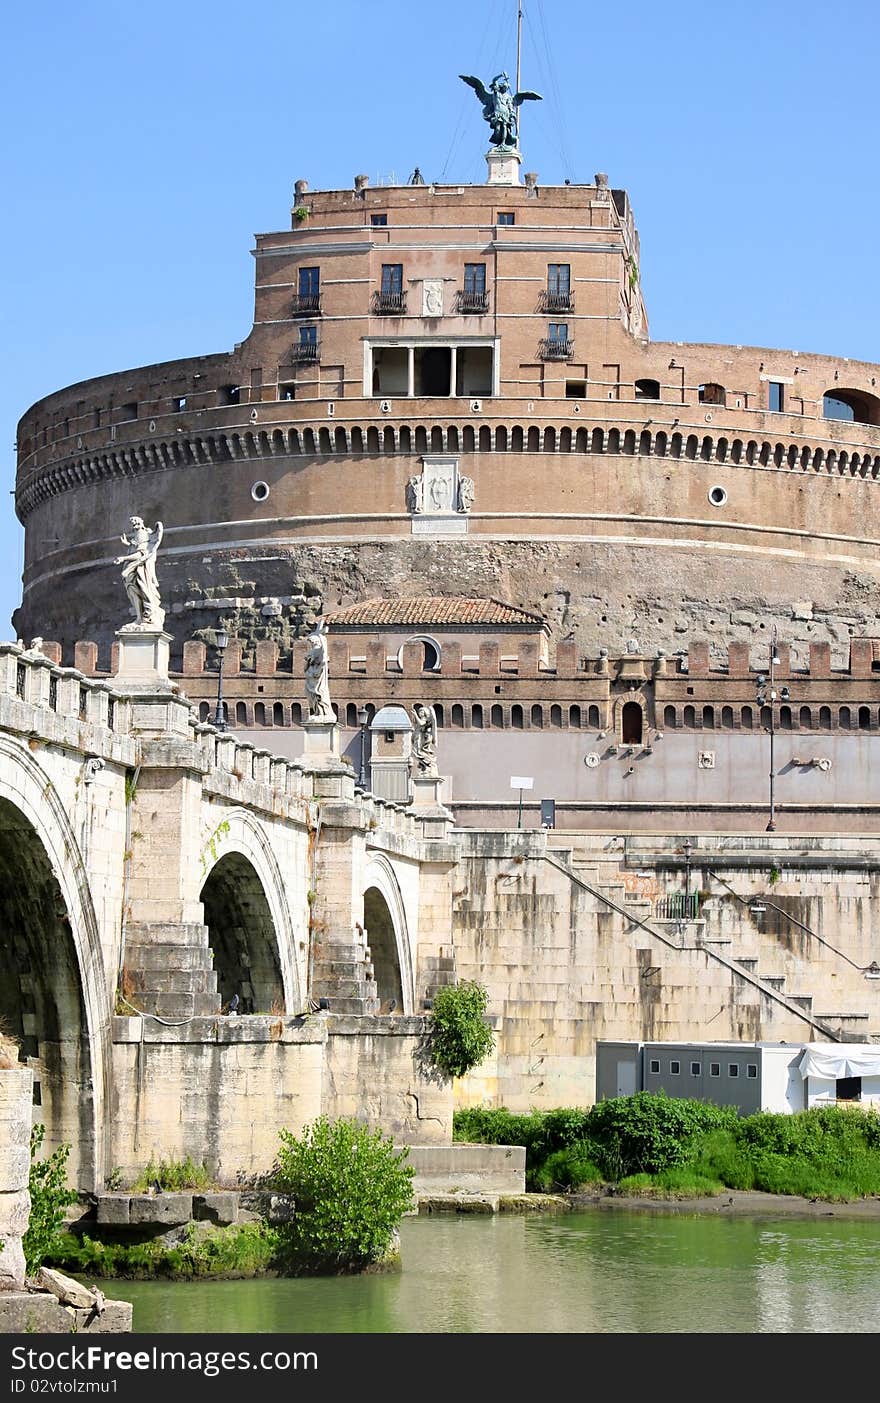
[456,289,490,314]
[372,290,407,315]
[539,337,574,361]
[290,340,320,366]
[291,292,322,316]
[539,289,575,313]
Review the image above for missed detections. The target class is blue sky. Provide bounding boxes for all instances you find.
[2,0,878,634]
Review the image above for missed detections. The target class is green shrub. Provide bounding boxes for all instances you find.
[585,1093,738,1178]
[271,1117,414,1273]
[23,1124,78,1275]
[690,1129,756,1191]
[428,982,495,1079]
[532,1144,603,1192]
[48,1222,277,1280]
[131,1155,211,1192]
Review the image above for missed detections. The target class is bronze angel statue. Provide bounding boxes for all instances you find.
[459,71,542,150]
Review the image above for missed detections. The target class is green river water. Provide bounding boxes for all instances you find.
[95,1209,880,1333]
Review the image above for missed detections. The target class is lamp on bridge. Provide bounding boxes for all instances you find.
[357,705,370,787]
[755,626,790,832]
[213,626,230,731]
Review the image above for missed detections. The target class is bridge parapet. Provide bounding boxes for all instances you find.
[0,641,136,765]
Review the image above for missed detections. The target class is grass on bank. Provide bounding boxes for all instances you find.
[453,1095,880,1201]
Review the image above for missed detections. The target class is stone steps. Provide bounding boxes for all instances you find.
[122,920,221,1018]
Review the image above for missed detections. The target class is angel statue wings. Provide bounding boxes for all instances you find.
[459,71,542,150]
[115,516,165,629]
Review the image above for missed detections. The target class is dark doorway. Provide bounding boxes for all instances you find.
[622,702,643,744]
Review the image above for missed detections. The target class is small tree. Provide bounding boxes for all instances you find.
[428,981,495,1079]
[23,1124,78,1275]
[272,1117,414,1273]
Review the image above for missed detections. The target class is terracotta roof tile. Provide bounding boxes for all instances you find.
[325,596,546,628]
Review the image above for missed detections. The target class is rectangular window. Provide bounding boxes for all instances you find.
[381,264,403,295]
[548,263,571,295]
[549,323,569,343]
[669,1060,680,1075]
[371,213,388,227]
[690,1062,701,1076]
[768,381,785,412]
[728,1063,739,1078]
[464,263,486,295]
[298,266,320,296]
[121,401,138,420]
[219,385,240,406]
[299,324,317,345]
[173,396,187,412]
[566,380,586,398]
[710,1062,720,1077]
[649,1059,660,1074]
[497,211,515,225]
[747,1064,758,1079]
[279,384,296,401]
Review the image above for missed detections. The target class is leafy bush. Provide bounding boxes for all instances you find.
[49,1222,277,1280]
[23,1124,78,1275]
[428,982,495,1079]
[271,1117,415,1273]
[532,1145,603,1192]
[585,1093,738,1179]
[131,1155,211,1192]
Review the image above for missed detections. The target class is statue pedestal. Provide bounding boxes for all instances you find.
[410,772,454,839]
[486,148,522,186]
[112,627,173,688]
[301,717,340,767]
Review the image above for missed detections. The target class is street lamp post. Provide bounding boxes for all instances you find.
[357,706,369,788]
[213,626,230,731]
[683,837,692,913]
[755,626,790,833]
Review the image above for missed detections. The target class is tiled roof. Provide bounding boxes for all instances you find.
[325,597,546,628]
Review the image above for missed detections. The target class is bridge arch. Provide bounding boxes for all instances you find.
[362,854,415,1014]
[0,739,108,1189]
[199,808,303,1015]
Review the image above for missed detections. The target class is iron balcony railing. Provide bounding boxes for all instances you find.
[539,289,575,313]
[372,290,407,314]
[290,341,319,365]
[291,292,322,315]
[456,289,490,314]
[539,337,574,361]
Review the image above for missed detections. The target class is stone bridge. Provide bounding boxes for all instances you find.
[0,640,457,1190]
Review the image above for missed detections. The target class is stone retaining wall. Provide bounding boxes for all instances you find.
[0,1067,32,1290]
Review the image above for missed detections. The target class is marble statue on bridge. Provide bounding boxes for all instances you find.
[115,516,164,630]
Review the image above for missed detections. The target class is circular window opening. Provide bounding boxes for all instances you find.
[708,485,728,507]
[251,480,270,503]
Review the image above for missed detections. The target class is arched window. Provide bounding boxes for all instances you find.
[839,706,851,730]
[530,704,543,729]
[451,703,464,728]
[760,706,772,729]
[799,706,812,728]
[199,701,210,722]
[663,705,677,729]
[433,703,444,726]
[479,425,492,452]
[817,706,830,729]
[741,705,753,729]
[472,704,483,729]
[699,383,726,406]
[622,702,643,744]
[683,705,696,727]
[236,701,248,725]
[511,704,524,729]
[587,705,600,728]
[550,704,563,727]
[569,704,581,728]
[254,702,266,725]
[291,702,302,725]
[779,705,792,730]
[823,389,880,425]
[634,378,660,400]
[721,706,734,729]
[272,702,285,726]
[491,704,504,728]
[527,426,540,452]
[859,705,871,730]
[702,705,715,729]
[346,703,358,727]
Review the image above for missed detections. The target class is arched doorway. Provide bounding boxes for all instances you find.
[363,887,404,1012]
[200,854,285,1013]
[0,798,95,1185]
[622,702,644,744]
